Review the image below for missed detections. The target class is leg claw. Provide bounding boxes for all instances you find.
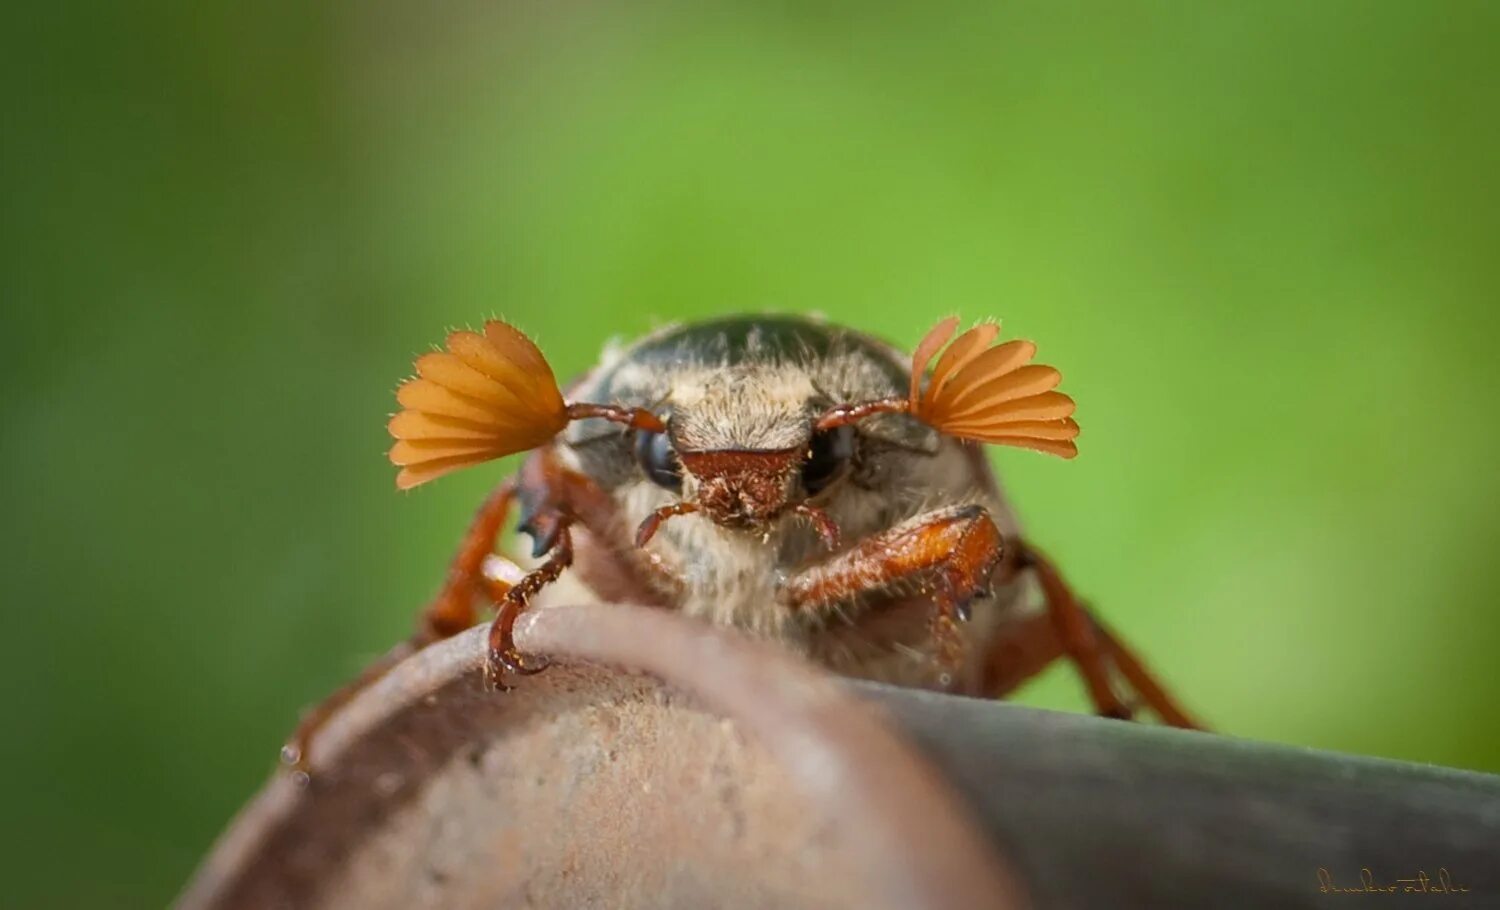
[483,647,551,690]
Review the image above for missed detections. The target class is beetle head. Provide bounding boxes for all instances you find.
[664,369,817,529]
[626,369,848,549]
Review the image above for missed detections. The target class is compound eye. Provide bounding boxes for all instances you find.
[802,425,855,496]
[634,430,683,491]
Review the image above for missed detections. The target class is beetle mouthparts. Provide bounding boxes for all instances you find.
[635,503,700,547]
[676,447,801,529]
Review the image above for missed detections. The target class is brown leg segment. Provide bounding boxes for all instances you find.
[1017,542,1133,721]
[517,445,677,605]
[1094,620,1200,729]
[486,521,573,684]
[783,504,1005,674]
[1001,542,1202,729]
[283,480,519,771]
[784,505,1003,617]
[287,442,670,772]
[479,444,678,681]
[979,612,1066,699]
[421,480,520,637]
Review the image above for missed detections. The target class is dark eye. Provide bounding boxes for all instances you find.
[634,430,682,491]
[801,425,854,496]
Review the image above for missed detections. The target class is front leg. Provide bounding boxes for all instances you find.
[285,445,648,770]
[483,443,672,684]
[485,519,572,684]
[283,480,521,770]
[782,504,1005,676]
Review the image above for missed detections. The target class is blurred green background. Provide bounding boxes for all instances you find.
[5,1,1499,905]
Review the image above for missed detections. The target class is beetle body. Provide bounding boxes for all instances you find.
[285,312,1198,771]
[547,316,1032,692]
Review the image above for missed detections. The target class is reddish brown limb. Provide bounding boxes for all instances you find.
[283,480,518,771]
[635,502,700,547]
[978,612,1066,699]
[287,445,673,772]
[1017,543,1131,721]
[517,445,678,604]
[785,504,1002,619]
[1094,621,1202,729]
[421,481,519,636]
[814,396,909,431]
[1015,542,1201,729]
[783,505,1004,677]
[487,522,573,683]
[792,503,842,551]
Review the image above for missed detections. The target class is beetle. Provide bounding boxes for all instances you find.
[285,314,1198,768]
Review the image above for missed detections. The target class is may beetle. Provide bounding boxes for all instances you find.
[285,314,1197,768]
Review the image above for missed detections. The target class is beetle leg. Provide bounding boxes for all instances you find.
[1092,616,1201,729]
[1010,542,1201,729]
[485,520,573,685]
[481,445,683,687]
[782,504,1005,678]
[978,611,1066,699]
[282,479,518,771]
[419,480,520,636]
[521,445,679,605]
[1014,541,1132,721]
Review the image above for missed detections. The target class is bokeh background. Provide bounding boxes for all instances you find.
[5,1,1499,905]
